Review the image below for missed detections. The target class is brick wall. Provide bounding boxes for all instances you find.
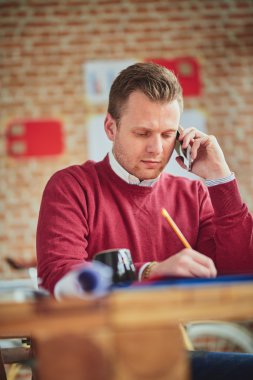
[1,0,253,277]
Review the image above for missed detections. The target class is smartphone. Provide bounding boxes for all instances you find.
[174,130,192,171]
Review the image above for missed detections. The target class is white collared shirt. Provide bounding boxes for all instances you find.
[109,150,160,187]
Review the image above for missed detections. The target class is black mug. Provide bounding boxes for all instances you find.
[93,248,137,284]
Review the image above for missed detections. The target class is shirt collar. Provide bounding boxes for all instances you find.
[108,151,160,187]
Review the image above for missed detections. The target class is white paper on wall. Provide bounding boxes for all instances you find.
[84,60,136,104]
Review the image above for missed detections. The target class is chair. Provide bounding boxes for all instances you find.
[186,320,253,353]
[0,337,34,380]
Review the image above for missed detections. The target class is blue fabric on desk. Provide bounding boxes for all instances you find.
[190,351,253,380]
[141,274,253,288]
[112,274,253,292]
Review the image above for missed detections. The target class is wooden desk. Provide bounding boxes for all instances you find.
[1,282,253,380]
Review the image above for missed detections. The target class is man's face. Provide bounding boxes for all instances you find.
[105,91,181,181]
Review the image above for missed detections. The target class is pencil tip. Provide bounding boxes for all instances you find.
[161,208,166,216]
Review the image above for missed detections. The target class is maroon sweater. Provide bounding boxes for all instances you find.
[36,155,253,294]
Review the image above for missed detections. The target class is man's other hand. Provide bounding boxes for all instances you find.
[150,249,217,279]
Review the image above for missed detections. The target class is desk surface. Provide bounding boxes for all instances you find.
[1,280,253,329]
[1,280,253,380]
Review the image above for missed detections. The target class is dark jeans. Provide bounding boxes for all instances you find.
[191,351,253,380]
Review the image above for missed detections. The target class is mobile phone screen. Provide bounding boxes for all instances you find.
[174,131,192,171]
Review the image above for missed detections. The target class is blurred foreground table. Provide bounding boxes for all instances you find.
[1,280,253,380]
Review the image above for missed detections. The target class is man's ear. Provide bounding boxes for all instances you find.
[104,113,117,142]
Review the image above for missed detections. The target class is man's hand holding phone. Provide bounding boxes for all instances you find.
[175,126,231,180]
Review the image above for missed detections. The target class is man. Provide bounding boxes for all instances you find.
[37,62,253,296]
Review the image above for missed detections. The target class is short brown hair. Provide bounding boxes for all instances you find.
[108,62,183,123]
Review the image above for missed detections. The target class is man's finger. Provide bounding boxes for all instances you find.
[183,249,217,278]
[188,260,215,278]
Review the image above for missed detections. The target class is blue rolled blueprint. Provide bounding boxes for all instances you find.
[54,261,113,300]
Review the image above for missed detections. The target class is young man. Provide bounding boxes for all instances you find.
[36,62,253,296]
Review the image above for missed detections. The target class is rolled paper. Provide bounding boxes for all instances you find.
[54,261,113,301]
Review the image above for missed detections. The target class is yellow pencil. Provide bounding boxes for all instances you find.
[161,208,191,249]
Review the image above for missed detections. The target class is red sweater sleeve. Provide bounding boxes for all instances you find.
[36,170,89,294]
[208,180,253,274]
[195,179,253,274]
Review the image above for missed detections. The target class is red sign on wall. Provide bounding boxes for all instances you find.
[6,119,64,158]
[146,57,201,96]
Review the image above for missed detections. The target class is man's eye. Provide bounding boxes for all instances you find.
[162,134,173,139]
[135,132,149,137]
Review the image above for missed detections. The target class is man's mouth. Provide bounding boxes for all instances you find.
[141,160,161,167]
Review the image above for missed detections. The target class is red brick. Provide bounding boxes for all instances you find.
[0,1,20,9]
[27,0,59,6]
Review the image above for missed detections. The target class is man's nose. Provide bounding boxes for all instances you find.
[146,135,163,154]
